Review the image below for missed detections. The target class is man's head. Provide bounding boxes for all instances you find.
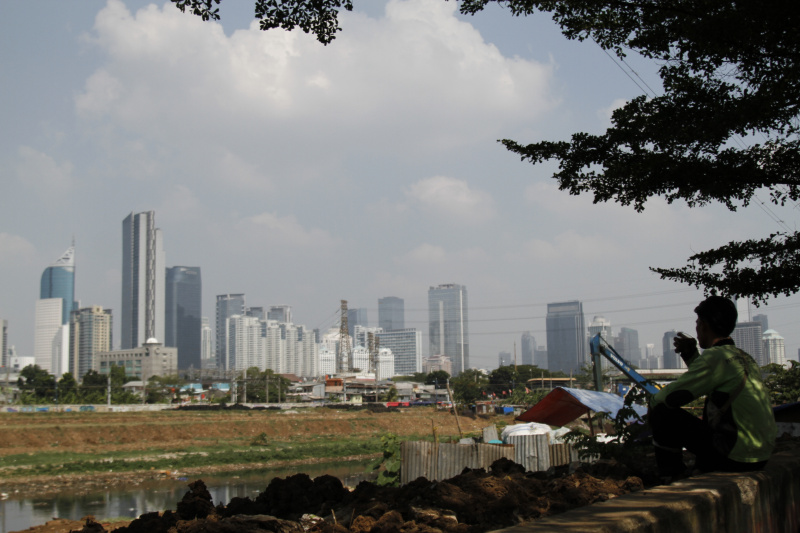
[694,296,738,345]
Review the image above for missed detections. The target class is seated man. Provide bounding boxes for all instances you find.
[649,296,776,479]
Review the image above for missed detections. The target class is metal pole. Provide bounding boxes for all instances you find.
[107,374,111,407]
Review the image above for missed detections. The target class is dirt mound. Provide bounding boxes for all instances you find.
[83,459,643,533]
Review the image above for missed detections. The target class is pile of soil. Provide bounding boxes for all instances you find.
[67,458,645,533]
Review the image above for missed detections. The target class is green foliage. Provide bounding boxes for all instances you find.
[450,368,489,405]
[425,370,450,385]
[17,365,56,403]
[250,432,270,446]
[763,361,800,405]
[380,386,399,402]
[564,386,651,465]
[372,433,401,487]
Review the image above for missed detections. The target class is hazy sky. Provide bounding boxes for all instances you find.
[2,0,798,369]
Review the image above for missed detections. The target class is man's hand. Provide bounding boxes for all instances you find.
[673,332,697,355]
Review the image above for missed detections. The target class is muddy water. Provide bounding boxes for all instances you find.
[0,459,376,533]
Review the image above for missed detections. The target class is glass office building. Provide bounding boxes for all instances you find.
[428,284,469,375]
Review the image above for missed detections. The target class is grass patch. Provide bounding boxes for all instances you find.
[0,438,383,478]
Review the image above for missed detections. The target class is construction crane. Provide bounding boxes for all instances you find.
[589,333,660,396]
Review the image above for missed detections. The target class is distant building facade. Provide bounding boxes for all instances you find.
[122,211,165,349]
[616,327,642,364]
[69,306,112,379]
[347,308,369,338]
[423,354,452,375]
[521,332,535,366]
[378,297,404,331]
[498,351,512,367]
[216,293,245,369]
[428,284,469,375]
[662,330,683,369]
[40,245,76,325]
[377,328,422,376]
[267,305,292,323]
[34,298,68,376]
[546,300,586,374]
[95,338,177,381]
[762,329,786,366]
[732,322,765,365]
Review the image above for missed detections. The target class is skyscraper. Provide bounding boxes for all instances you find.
[545,300,586,374]
[616,327,642,363]
[122,211,165,349]
[378,297,404,331]
[40,245,76,325]
[165,266,202,371]
[216,293,245,369]
[521,332,535,366]
[428,284,469,375]
[347,308,368,338]
[69,306,112,379]
[662,330,683,369]
[34,246,76,377]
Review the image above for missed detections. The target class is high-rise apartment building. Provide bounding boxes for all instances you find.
[122,211,165,349]
[428,284,469,375]
[216,294,245,370]
[267,305,292,323]
[40,245,76,325]
[378,297,404,331]
[662,330,683,368]
[732,322,765,365]
[545,300,586,374]
[165,266,202,371]
[763,329,786,366]
[227,314,264,371]
[69,306,112,379]
[377,328,422,376]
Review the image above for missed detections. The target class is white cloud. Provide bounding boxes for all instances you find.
[240,212,334,248]
[402,243,447,265]
[598,98,627,122]
[518,230,621,262]
[0,233,36,263]
[16,146,74,192]
[75,0,556,173]
[408,176,495,224]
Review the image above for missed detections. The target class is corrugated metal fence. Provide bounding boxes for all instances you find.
[401,437,580,484]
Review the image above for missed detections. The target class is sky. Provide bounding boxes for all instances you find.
[2,0,799,369]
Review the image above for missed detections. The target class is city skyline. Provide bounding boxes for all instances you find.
[2,1,799,369]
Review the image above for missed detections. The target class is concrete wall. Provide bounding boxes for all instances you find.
[494,448,800,533]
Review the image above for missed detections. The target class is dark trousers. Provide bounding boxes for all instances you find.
[649,403,766,477]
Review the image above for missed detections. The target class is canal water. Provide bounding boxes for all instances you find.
[0,460,376,533]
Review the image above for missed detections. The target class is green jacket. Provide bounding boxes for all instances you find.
[651,340,776,463]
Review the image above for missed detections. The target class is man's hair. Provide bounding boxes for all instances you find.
[694,296,738,337]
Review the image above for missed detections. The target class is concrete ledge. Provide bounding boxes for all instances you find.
[494,449,800,533]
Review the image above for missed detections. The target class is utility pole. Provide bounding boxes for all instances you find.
[265,374,269,404]
[107,374,111,407]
